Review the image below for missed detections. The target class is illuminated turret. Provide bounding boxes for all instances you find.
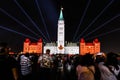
[37,38,43,53]
[23,38,30,53]
[93,38,100,53]
[80,38,85,55]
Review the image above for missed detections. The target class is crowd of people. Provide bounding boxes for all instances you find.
[0,42,120,80]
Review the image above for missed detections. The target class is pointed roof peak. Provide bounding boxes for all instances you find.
[59,7,64,20]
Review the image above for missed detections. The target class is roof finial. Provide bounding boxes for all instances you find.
[59,7,64,20]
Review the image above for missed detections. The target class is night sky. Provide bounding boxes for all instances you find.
[0,0,120,53]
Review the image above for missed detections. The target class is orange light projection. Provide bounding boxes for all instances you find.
[23,38,43,54]
[80,38,100,55]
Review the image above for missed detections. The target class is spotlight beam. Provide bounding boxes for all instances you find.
[14,0,48,41]
[72,0,91,41]
[0,25,38,40]
[35,0,51,42]
[75,0,114,41]
[0,8,41,38]
[84,14,120,38]
[86,28,120,40]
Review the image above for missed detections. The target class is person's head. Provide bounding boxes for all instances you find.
[106,52,119,65]
[80,53,94,66]
[25,53,29,57]
[94,52,106,63]
[0,42,9,55]
[46,49,50,54]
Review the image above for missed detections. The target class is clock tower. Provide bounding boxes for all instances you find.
[57,8,65,54]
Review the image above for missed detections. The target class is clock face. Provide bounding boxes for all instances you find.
[59,41,63,43]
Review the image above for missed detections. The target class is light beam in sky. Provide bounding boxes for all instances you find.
[86,28,120,40]
[35,0,51,42]
[84,14,120,38]
[0,25,38,40]
[0,8,41,38]
[14,0,48,41]
[75,0,114,41]
[72,0,91,41]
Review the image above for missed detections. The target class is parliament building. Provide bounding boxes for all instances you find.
[23,8,100,55]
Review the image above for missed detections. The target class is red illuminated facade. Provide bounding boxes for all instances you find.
[80,38,100,55]
[23,38,43,54]
[23,38,100,55]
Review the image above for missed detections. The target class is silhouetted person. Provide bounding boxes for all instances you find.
[20,53,32,80]
[76,53,95,80]
[95,52,117,80]
[0,42,18,80]
[106,52,120,80]
[38,49,53,80]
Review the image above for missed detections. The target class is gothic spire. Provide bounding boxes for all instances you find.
[59,7,64,20]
